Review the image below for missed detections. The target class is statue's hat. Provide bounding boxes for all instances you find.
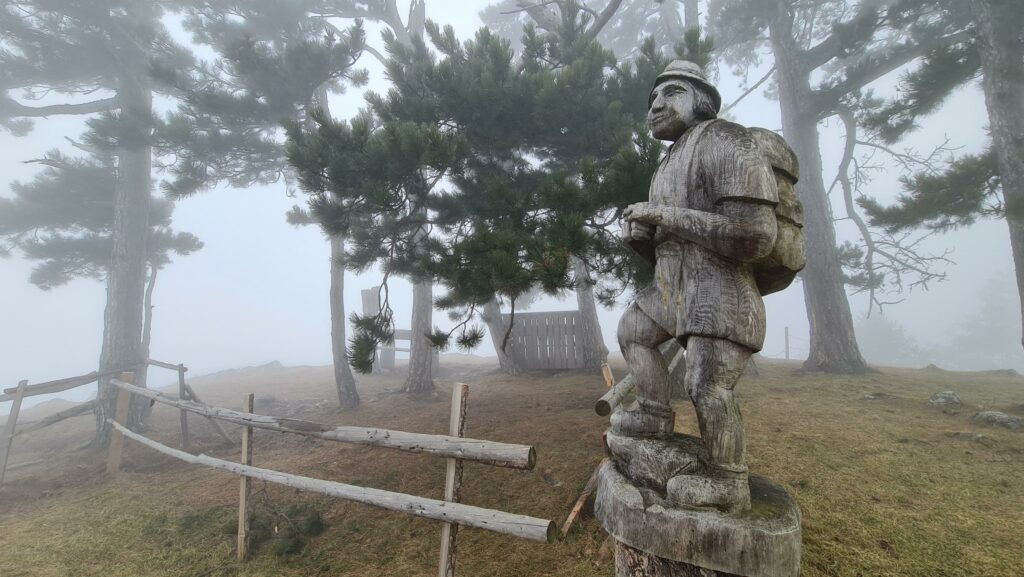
[652,60,722,113]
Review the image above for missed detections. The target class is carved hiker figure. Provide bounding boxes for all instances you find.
[611,60,804,513]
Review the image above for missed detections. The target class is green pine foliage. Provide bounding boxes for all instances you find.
[288,10,686,369]
[0,149,202,289]
[859,151,1003,233]
[160,0,369,197]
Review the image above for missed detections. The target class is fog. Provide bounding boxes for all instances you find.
[1,0,1018,412]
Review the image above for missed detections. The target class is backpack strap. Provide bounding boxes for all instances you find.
[681,119,720,201]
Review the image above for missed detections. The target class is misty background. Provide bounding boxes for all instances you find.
[1,0,1018,410]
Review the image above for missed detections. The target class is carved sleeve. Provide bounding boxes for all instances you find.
[658,202,777,262]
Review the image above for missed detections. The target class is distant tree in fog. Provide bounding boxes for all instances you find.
[0,1,197,442]
[707,0,974,373]
[943,274,1024,372]
[854,314,930,368]
[855,0,1024,351]
[158,0,369,409]
[0,148,202,390]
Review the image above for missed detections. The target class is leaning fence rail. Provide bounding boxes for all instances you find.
[108,378,534,469]
[106,420,553,542]
[102,372,553,574]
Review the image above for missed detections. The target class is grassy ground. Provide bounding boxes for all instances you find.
[0,356,1022,577]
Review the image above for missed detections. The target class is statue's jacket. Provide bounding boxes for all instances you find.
[635,119,778,352]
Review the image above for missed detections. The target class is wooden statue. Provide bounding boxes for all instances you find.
[597,61,803,577]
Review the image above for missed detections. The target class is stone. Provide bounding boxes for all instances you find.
[945,431,996,447]
[595,461,801,577]
[928,391,962,407]
[971,411,1022,431]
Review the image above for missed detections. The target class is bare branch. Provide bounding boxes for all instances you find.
[721,65,775,114]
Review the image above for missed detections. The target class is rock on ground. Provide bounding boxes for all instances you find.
[929,391,963,407]
[972,411,1022,431]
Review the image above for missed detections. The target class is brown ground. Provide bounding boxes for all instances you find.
[0,355,1022,577]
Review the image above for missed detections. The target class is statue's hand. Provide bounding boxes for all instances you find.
[624,202,665,226]
[622,219,656,242]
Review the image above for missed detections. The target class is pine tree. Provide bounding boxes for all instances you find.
[0,0,198,442]
[159,0,368,408]
[855,0,1024,350]
[0,147,202,404]
[289,9,679,380]
[707,0,971,373]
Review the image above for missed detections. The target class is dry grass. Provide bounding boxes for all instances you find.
[0,356,1022,577]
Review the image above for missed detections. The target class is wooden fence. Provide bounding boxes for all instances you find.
[361,287,439,372]
[501,311,587,370]
[0,359,229,485]
[103,372,552,574]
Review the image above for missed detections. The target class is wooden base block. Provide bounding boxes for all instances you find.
[596,461,801,577]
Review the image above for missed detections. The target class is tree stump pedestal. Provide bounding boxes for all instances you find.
[595,460,801,577]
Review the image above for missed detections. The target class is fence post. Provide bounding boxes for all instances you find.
[437,383,469,577]
[106,372,133,475]
[237,392,255,562]
[177,364,190,451]
[0,380,28,486]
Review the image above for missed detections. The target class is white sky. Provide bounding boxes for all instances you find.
[1,1,1017,409]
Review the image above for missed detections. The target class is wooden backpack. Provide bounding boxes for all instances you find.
[746,127,806,295]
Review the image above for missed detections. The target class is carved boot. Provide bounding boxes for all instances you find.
[666,465,751,513]
[610,398,674,438]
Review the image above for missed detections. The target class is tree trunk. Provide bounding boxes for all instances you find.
[313,90,360,407]
[330,237,360,408]
[483,298,525,375]
[96,24,154,444]
[683,0,699,30]
[403,199,434,394]
[970,0,1024,349]
[574,259,609,370]
[132,264,158,428]
[769,3,869,373]
[404,274,434,394]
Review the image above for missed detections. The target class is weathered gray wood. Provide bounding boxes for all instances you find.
[108,378,535,469]
[0,364,148,402]
[182,382,235,445]
[12,400,96,439]
[109,420,555,543]
[146,358,185,372]
[1,373,94,402]
[596,462,801,577]
[596,375,635,417]
[438,383,469,577]
[177,365,190,451]
[106,372,133,475]
[0,380,28,485]
[559,457,607,540]
[237,393,254,562]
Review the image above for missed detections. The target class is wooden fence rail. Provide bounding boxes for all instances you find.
[108,378,535,469]
[0,359,187,484]
[107,420,555,543]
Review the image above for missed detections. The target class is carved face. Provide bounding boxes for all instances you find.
[648,79,699,142]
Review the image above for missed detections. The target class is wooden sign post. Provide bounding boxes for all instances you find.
[237,393,255,562]
[437,383,469,577]
[0,380,28,486]
[106,372,133,475]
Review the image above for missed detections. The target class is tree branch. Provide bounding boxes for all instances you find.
[585,0,624,42]
[813,29,974,116]
[721,65,775,114]
[2,96,119,118]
